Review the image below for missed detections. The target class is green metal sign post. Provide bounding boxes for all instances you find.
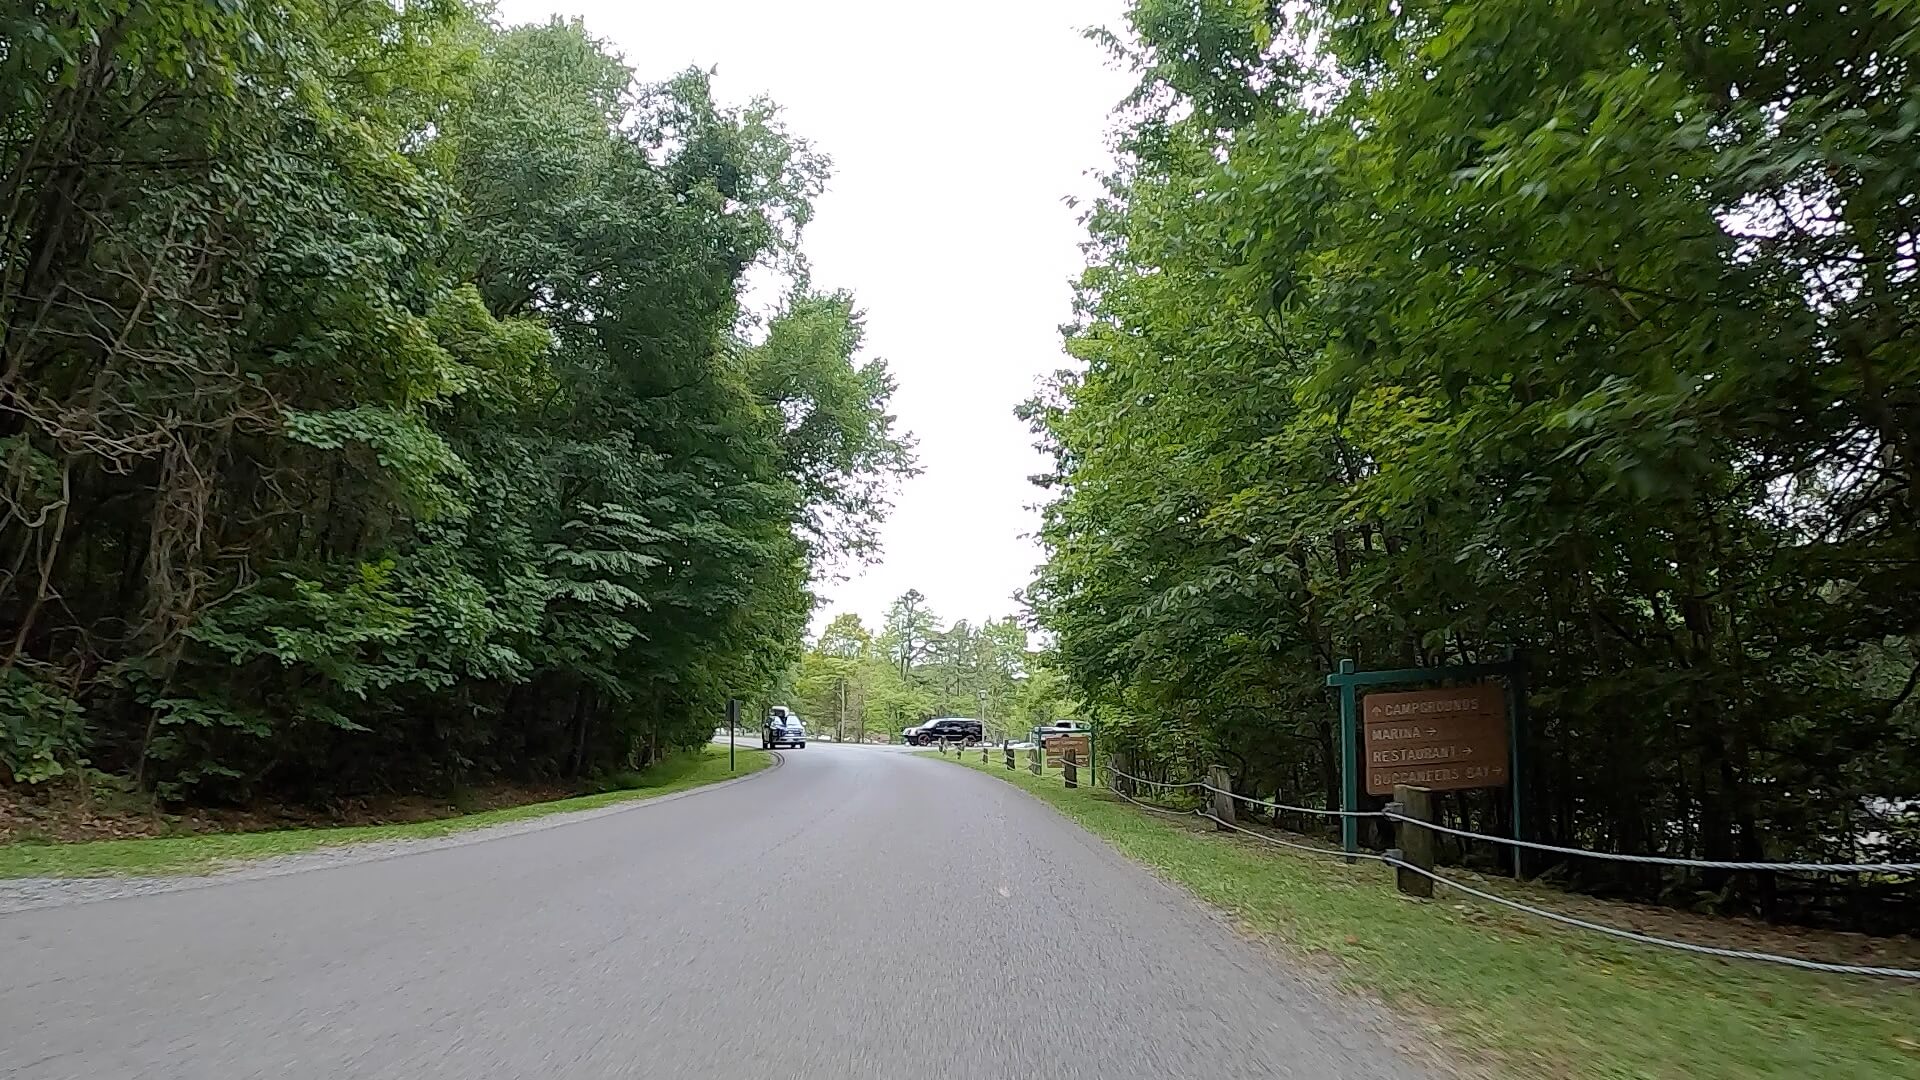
[1325,653,1530,874]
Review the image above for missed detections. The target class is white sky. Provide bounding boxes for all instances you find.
[495,0,1134,636]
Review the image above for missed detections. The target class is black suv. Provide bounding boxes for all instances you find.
[762,708,806,750]
[909,718,983,746]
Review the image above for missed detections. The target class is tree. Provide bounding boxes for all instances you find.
[747,292,917,565]
[800,599,1062,743]
[1028,0,1920,928]
[1011,664,1075,730]
[794,652,858,740]
[816,613,872,659]
[881,589,938,679]
[0,7,913,800]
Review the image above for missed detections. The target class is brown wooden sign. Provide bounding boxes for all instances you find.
[1042,734,1088,768]
[1362,684,1508,796]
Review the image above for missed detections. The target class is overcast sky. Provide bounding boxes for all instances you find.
[495,0,1134,637]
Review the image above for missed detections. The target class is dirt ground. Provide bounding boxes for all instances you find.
[0,776,579,845]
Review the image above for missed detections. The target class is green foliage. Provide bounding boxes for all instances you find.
[0,6,909,803]
[747,291,916,561]
[0,670,89,785]
[792,597,1076,742]
[282,409,471,520]
[1032,0,1920,927]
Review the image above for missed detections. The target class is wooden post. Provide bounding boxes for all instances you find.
[1209,765,1234,830]
[1391,784,1435,898]
[981,745,988,764]
[1005,745,1014,770]
[1063,750,1078,788]
[1029,746,1040,775]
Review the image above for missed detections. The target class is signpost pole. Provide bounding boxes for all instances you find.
[1508,651,1529,880]
[1337,659,1359,862]
[727,698,739,772]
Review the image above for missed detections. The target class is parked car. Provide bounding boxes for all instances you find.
[908,718,984,746]
[763,707,806,749]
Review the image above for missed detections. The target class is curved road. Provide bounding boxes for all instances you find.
[2,744,1427,1079]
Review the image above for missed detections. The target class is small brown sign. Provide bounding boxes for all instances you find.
[1043,734,1089,768]
[1362,684,1508,795]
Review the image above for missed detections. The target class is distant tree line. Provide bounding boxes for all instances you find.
[1029,0,1919,929]
[0,3,911,802]
[789,590,1076,742]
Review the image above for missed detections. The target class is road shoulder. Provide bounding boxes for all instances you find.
[937,755,1920,1080]
[0,746,780,914]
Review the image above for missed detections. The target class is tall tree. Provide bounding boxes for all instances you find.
[0,7,912,800]
[1029,0,1920,926]
[816,613,872,659]
[881,589,938,679]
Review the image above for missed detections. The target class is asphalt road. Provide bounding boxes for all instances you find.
[1,744,1429,1079]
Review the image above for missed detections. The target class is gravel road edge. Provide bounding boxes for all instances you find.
[0,750,785,916]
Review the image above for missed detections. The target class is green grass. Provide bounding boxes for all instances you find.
[946,756,1920,1080]
[0,744,773,879]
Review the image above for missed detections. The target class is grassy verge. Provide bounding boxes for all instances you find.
[946,756,1920,1080]
[0,744,773,879]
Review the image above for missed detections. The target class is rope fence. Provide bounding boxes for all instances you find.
[1113,789,1203,817]
[1083,763,1204,816]
[1200,782,1385,820]
[998,748,1920,980]
[1380,811,1920,874]
[1199,809,1391,861]
[1101,764,1206,791]
[1384,860,1920,980]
